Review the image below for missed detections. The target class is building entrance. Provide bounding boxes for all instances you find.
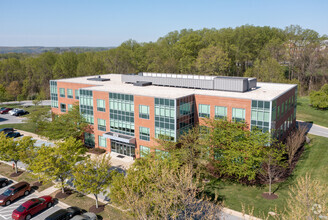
[110,140,135,157]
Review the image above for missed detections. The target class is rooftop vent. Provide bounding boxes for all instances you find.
[133,81,152,87]
[87,75,111,82]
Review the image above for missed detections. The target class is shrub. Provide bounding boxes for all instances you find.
[310,84,328,109]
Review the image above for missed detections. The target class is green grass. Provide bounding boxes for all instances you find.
[206,134,328,218]
[297,96,328,128]
[0,123,37,133]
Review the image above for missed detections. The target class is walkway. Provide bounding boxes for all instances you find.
[0,100,51,106]
[297,121,328,138]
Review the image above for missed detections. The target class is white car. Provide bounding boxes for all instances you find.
[71,212,98,220]
[9,108,20,115]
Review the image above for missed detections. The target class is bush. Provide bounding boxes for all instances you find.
[88,148,106,154]
[310,84,328,109]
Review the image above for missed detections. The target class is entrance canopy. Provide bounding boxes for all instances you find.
[103,131,136,144]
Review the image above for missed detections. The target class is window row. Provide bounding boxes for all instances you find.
[58,88,79,100]
[198,104,244,121]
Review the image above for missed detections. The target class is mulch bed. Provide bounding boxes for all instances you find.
[10,171,23,177]
[33,181,43,187]
[262,192,278,200]
[55,189,73,199]
[89,205,105,214]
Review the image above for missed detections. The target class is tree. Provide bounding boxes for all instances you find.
[109,155,220,219]
[31,137,87,193]
[244,58,286,82]
[260,143,287,196]
[0,133,36,173]
[280,174,328,219]
[6,81,21,101]
[204,119,270,181]
[195,46,231,75]
[0,84,7,103]
[39,104,88,140]
[310,84,328,109]
[73,155,112,208]
[26,107,50,133]
[286,126,307,166]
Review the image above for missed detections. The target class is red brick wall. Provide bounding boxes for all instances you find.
[92,90,110,152]
[51,82,93,114]
[134,95,156,157]
[194,95,252,128]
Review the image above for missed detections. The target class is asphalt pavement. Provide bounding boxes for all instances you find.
[0,179,62,220]
[297,121,328,138]
[0,114,24,125]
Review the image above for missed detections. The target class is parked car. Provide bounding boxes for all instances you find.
[0,178,9,188]
[12,195,54,220]
[9,108,20,115]
[13,109,29,116]
[0,182,31,206]
[6,132,21,138]
[0,107,6,111]
[0,107,13,114]
[45,206,83,220]
[0,128,14,134]
[71,212,97,220]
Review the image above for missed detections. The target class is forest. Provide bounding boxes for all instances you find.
[0,24,327,102]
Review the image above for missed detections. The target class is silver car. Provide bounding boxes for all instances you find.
[70,212,98,220]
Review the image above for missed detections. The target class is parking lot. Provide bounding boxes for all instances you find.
[0,113,24,125]
[0,181,63,220]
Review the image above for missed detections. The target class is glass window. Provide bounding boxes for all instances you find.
[199,104,210,118]
[67,104,73,111]
[139,105,150,119]
[98,135,107,148]
[59,88,65,97]
[98,119,106,131]
[215,106,227,119]
[60,103,66,112]
[97,99,106,112]
[140,145,150,157]
[139,127,150,141]
[67,89,73,99]
[75,89,79,99]
[232,108,245,122]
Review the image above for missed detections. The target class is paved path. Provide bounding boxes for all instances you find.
[297,121,328,138]
[0,114,24,125]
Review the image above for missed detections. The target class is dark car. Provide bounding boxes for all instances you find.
[12,196,54,220]
[71,212,97,220]
[6,132,21,138]
[0,178,9,188]
[13,109,29,116]
[0,182,31,206]
[0,108,13,114]
[0,128,14,134]
[45,206,83,220]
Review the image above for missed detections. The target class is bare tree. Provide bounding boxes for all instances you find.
[286,126,307,166]
[278,174,328,220]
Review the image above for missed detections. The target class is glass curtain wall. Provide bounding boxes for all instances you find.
[50,81,58,108]
[109,93,135,136]
[79,89,94,124]
[251,100,270,132]
[111,140,135,157]
[154,98,176,141]
[177,95,195,137]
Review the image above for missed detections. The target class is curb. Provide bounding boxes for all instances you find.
[222,207,262,220]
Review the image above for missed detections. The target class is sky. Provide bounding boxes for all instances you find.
[1,0,328,47]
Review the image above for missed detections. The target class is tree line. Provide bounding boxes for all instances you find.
[1,24,328,102]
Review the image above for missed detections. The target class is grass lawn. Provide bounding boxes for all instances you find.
[50,190,133,220]
[0,163,53,192]
[206,134,328,218]
[297,96,328,128]
[0,123,37,133]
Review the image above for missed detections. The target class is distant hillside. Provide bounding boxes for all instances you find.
[0,46,115,54]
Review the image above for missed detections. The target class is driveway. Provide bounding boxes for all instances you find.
[0,100,51,107]
[0,180,62,220]
[297,121,328,138]
[0,114,24,125]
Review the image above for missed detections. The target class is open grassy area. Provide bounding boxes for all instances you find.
[0,162,53,192]
[206,134,328,218]
[50,190,133,220]
[0,123,37,133]
[297,96,328,128]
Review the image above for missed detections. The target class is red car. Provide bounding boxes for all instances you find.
[0,108,13,114]
[12,196,54,220]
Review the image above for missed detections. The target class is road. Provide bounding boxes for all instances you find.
[297,121,328,138]
[0,179,62,220]
[0,100,51,107]
[0,114,25,125]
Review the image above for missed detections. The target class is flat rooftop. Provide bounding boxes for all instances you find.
[55,74,297,101]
